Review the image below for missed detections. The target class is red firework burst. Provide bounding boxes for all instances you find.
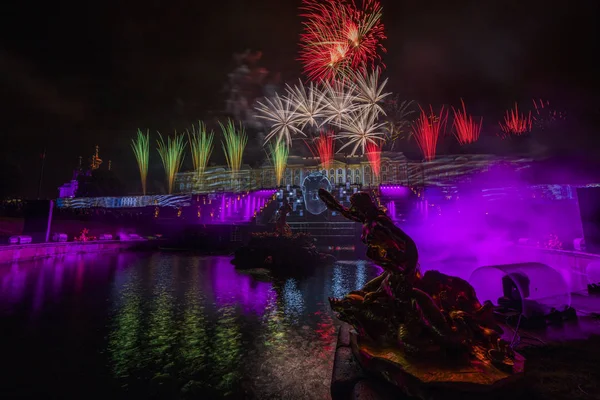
[412,105,448,162]
[307,131,335,170]
[299,0,386,82]
[452,99,482,145]
[499,103,532,136]
[365,141,381,178]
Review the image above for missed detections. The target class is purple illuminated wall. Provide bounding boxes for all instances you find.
[210,190,275,225]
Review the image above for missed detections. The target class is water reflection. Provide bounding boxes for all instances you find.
[212,306,242,393]
[180,262,207,375]
[108,265,143,381]
[1,254,381,399]
[0,264,29,311]
[211,257,272,315]
[283,278,305,322]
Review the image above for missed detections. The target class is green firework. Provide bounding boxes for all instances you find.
[219,119,248,175]
[268,141,289,187]
[156,132,187,194]
[131,129,150,195]
[187,121,214,178]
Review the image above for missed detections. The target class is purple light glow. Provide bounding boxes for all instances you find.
[0,263,27,308]
[379,185,411,198]
[402,165,590,298]
[386,201,397,220]
[211,257,272,315]
[204,190,276,225]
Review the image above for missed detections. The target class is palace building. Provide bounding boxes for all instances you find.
[173,152,532,193]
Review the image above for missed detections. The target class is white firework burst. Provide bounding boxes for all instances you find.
[335,107,386,156]
[256,93,306,147]
[284,80,328,130]
[322,81,360,126]
[352,66,390,115]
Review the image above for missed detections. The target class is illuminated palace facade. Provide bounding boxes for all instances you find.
[173,152,532,193]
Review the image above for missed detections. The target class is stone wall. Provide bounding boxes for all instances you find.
[0,241,144,265]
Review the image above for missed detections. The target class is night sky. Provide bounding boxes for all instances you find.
[1,0,598,197]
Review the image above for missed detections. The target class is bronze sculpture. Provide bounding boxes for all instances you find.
[319,189,523,395]
[274,199,292,237]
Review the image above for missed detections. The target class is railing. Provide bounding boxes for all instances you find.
[288,221,358,238]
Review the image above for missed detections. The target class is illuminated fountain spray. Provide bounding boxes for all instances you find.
[365,141,381,185]
[412,105,448,162]
[452,99,482,145]
[215,190,276,224]
[386,200,397,220]
[187,121,214,191]
[156,132,187,194]
[307,131,335,171]
[220,119,248,191]
[499,103,532,137]
[268,140,289,187]
[131,129,150,195]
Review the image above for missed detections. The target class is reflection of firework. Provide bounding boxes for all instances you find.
[452,99,482,145]
[131,129,150,195]
[499,103,532,136]
[365,142,381,178]
[299,0,386,82]
[187,121,214,179]
[268,141,289,187]
[219,119,248,174]
[532,98,566,130]
[307,131,335,171]
[411,105,448,162]
[156,132,187,194]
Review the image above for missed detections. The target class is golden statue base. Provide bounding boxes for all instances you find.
[350,332,525,398]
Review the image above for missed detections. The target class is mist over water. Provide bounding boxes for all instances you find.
[402,163,584,280]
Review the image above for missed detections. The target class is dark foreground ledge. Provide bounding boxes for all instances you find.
[331,323,412,400]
